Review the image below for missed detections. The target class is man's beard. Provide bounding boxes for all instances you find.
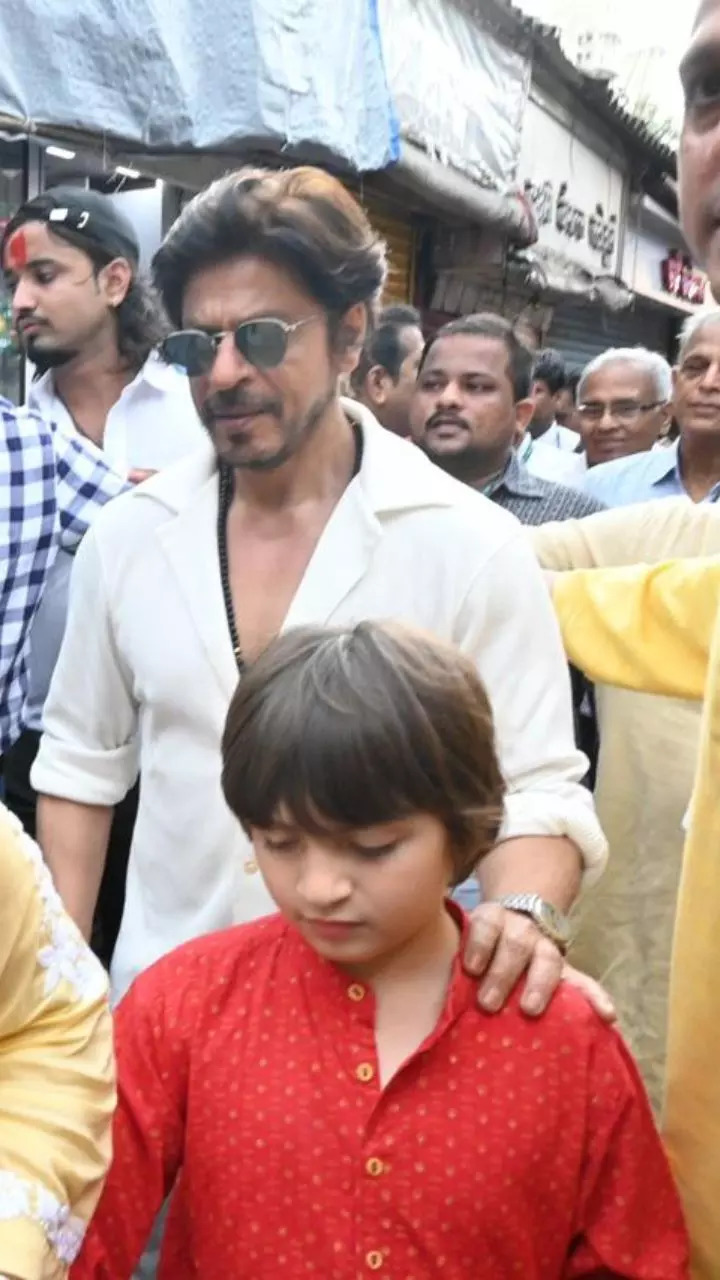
[419,436,509,486]
[201,379,336,472]
[24,336,79,374]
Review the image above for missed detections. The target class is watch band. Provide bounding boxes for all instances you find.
[495,892,572,954]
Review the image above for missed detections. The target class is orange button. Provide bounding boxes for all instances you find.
[365,1157,385,1177]
[366,1251,384,1271]
[356,1062,375,1083]
[348,983,366,1002]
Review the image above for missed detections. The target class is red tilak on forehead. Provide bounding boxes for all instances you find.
[4,228,28,271]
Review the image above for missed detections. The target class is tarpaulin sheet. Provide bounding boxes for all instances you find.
[378,0,530,189]
[0,0,400,171]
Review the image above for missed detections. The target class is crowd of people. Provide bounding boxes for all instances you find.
[1,2,720,1278]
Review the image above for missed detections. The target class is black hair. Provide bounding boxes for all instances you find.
[532,348,568,395]
[153,166,387,342]
[419,312,533,402]
[352,303,422,387]
[222,621,504,887]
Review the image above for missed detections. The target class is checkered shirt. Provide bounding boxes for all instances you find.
[1,397,127,755]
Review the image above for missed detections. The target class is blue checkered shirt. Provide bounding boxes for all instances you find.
[1,397,127,754]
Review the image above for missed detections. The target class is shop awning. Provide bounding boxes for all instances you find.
[509,244,634,311]
[0,0,399,173]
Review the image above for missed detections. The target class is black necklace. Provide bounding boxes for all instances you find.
[216,423,364,675]
[217,463,245,672]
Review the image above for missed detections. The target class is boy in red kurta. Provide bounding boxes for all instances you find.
[73,622,688,1280]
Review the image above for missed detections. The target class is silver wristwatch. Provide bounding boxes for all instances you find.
[495,893,572,954]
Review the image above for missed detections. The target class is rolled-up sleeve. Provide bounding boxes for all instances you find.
[0,806,115,1280]
[31,527,139,806]
[457,531,607,882]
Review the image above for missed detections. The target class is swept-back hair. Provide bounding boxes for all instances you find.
[153,166,387,345]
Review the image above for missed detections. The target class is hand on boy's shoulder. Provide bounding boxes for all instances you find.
[463,902,616,1023]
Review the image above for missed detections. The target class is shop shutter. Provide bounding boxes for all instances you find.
[548,300,675,368]
[344,186,416,306]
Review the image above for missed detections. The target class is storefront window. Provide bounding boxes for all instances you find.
[0,138,26,403]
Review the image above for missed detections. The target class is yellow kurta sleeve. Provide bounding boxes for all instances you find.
[551,556,720,700]
[532,498,720,571]
[0,805,115,1280]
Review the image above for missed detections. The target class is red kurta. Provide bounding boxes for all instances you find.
[72,912,688,1279]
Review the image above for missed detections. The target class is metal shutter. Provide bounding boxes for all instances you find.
[548,300,675,367]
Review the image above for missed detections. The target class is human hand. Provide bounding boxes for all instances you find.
[128,468,158,486]
[463,902,615,1021]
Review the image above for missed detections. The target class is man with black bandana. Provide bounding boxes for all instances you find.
[1,188,202,965]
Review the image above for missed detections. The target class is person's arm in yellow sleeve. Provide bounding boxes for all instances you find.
[552,555,720,700]
[532,498,720,572]
[0,808,115,1280]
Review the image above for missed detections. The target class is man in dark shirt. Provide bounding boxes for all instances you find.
[409,312,604,525]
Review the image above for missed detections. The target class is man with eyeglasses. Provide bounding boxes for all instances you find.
[582,325,720,506]
[575,348,672,471]
[30,166,607,1023]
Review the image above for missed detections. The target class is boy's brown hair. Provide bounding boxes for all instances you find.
[221,621,505,886]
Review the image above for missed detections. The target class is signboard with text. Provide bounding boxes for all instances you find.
[519,99,625,277]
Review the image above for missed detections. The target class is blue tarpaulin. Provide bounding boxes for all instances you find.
[0,0,400,172]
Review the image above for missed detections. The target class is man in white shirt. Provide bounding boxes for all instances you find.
[516,350,586,486]
[32,166,607,1015]
[1,187,203,963]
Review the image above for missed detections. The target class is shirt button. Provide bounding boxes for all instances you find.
[365,1251,384,1271]
[356,1062,375,1083]
[348,983,366,1002]
[365,1157,385,1177]
[243,859,258,875]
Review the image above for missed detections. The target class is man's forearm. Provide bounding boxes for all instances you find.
[36,796,113,939]
[478,836,582,912]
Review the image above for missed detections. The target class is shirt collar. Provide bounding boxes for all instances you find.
[647,438,682,486]
[287,898,477,1033]
[483,449,547,500]
[138,399,475,518]
[27,350,177,412]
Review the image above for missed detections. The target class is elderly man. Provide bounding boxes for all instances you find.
[575,347,672,469]
[584,316,720,506]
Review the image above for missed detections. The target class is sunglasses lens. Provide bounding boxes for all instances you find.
[235,320,288,369]
[160,331,215,376]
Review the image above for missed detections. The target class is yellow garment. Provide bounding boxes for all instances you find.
[532,500,720,1111]
[551,553,720,1280]
[0,805,115,1280]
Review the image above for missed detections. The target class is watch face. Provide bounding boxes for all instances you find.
[540,902,571,945]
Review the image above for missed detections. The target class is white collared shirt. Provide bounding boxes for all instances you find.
[33,401,606,1002]
[519,433,587,487]
[27,351,204,476]
[538,422,582,454]
[23,354,205,731]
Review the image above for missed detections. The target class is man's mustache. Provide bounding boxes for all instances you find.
[203,389,282,419]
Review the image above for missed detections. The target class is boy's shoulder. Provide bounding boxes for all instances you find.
[123,914,293,1013]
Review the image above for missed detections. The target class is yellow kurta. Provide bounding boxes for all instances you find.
[0,805,115,1280]
[551,553,720,1280]
[531,500,720,1111]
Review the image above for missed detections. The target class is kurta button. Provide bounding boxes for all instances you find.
[348,983,365,1002]
[243,859,258,874]
[365,1157,385,1177]
[366,1251,384,1270]
[356,1062,375,1083]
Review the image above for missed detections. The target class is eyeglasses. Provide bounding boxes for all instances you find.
[159,315,321,376]
[577,400,665,426]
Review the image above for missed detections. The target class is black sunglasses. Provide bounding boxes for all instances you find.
[159,315,320,376]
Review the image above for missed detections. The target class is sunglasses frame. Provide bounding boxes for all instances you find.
[160,314,321,375]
